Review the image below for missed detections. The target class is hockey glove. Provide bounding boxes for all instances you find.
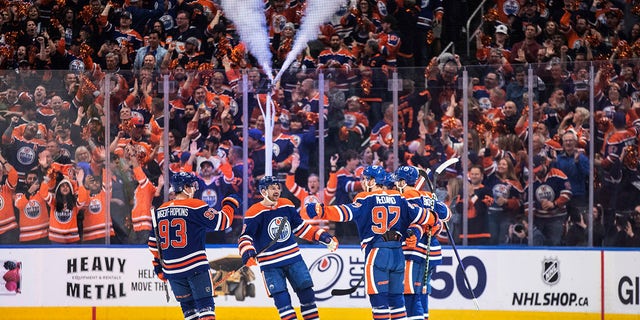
[221,194,242,210]
[433,200,450,220]
[152,259,166,281]
[430,219,443,237]
[242,249,257,266]
[405,233,418,248]
[245,257,258,267]
[305,203,323,219]
[318,232,339,252]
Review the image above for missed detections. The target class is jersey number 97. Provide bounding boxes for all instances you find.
[371,205,400,234]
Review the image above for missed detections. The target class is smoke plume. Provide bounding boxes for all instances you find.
[274,0,345,82]
[221,0,273,81]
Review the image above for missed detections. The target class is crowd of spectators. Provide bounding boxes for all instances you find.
[0,0,638,247]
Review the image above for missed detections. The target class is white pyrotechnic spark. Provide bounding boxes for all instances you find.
[274,0,345,83]
[221,0,273,81]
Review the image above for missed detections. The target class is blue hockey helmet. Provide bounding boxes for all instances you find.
[362,165,386,185]
[258,176,280,192]
[395,166,418,186]
[170,172,199,193]
[382,172,397,188]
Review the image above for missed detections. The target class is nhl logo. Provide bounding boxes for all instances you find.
[542,258,560,285]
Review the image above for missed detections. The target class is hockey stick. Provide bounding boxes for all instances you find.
[416,157,459,193]
[211,216,288,288]
[150,207,170,303]
[424,158,480,310]
[443,221,480,310]
[423,229,432,286]
[331,273,365,296]
[433,157,460,189]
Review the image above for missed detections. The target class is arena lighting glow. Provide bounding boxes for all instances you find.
[220,0,344,175]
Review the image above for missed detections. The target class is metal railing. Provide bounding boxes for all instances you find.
[466,0,488,57]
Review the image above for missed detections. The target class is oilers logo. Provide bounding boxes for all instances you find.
[478,96,491,110]
[542,257,560,286]
[25,200,41,219]
[492,183,510,199]
[56,208,73,224]
[303,195,321,206]
[17,146,36,166]
[503,0,520,16]
[268,217,291,242]
[344,113,357,129]
[89,199,102,214]
[61,148,72,159]
[272,143,281,158]
[308,254,344,301]
[291,135,301,148]
[0,196,4,210]
[535,184,555,202]
[202,189,218,208]
[383,132,393,146]
[229,99,239,117]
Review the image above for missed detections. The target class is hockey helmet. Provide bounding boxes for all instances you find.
[395,166,418,186]
[362,165,386,185]
[382,172,397,188]
[170,172,199,193]
[258,176,280,193]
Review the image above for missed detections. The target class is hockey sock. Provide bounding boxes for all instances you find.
[297,287,319,320]
[389,293,407,320]
[370,293,389,319]
[273,291,296,320]
[404,293,423,320]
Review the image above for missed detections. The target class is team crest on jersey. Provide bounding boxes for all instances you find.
[61,148,72,159]
[535,184,555,202]
[492,183,510,199]
[478,97,491,110]
[344,114,356,129]
[503,0,520,16]
[0,196,4,210]
[17,146,36,165]
[291,135,301,147]
[383,132,393,145]
[542,257,560,285]
[229,99,239,116]
[202,189,218,208]
[303,195,321,206]
[272,144,281,157]
[268,217,291,242]
[55,208,73,224]
[25,200,41,219]
[89,199,102,214]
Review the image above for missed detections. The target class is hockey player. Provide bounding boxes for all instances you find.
[148,172,240,320]
[238,176,338,320]
[306,165,436,320]
[395,166,450,320]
